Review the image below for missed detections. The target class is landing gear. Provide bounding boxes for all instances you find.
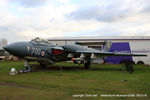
[73,60,84,65]
[40,63,47,67]
[84,61,91,69]
[19,60,32,73]
[122,59,134,74]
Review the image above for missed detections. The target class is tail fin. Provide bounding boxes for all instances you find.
[103,40,112,52]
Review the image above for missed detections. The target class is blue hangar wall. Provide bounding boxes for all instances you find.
[105,42,133,64]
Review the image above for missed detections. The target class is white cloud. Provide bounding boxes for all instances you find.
[0,0,7,6]
[69,0,150,22]
[58,0,70,4]
[0,0,150,43]
[8,0,49,8]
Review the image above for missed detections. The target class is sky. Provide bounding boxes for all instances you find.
[0,0,150,43]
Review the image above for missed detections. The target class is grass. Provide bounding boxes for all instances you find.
[0,61,150,100]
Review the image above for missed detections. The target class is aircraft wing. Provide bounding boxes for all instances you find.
[75,51,147,59]
[63,42,147,60]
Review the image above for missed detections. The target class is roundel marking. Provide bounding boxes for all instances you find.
[41,51,45,56]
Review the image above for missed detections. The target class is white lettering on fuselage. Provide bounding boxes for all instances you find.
[31,47,41,55]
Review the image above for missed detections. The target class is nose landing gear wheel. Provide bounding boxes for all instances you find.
[19,60,32,73]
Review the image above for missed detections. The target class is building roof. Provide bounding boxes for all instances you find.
[47,36,150,41]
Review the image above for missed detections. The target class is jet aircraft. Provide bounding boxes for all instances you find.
[3,37,146,72]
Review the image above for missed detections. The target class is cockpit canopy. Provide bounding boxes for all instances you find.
[30,37,52,45]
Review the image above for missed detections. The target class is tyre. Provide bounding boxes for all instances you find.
[84,61,90,69]
[40,63,47,67]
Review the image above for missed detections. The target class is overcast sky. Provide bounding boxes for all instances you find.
[0,0,150,43]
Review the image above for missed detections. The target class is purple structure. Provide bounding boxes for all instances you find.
[106,42,133,64]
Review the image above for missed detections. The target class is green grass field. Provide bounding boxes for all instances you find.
[0,61,150,100]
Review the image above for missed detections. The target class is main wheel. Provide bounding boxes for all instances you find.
[40,63,47,67]
[84,61,90,69]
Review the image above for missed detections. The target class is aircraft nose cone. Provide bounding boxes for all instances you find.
[3,45,11,52]
[3,42,28,57]
[3,44,17,54]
